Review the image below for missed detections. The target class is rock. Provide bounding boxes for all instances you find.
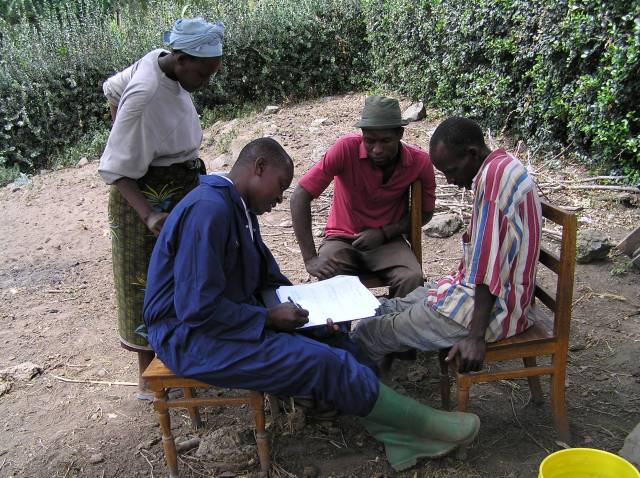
[89,453,104,464]
[576,229,613,263]
[310,117,330,127]
[263,105,280,115]
[313,229,324,238]
[302,464,318,478]
[402,102,426,122]
[39,169,51,175]
[76,157,89,167]
[616,193,640,208]
[0,380,12,397]
[7,173,30,191]
[0,362,43,381]
[422,213,463,238]
[619,422,640,467]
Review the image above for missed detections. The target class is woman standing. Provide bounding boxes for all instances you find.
[99,17,224,399]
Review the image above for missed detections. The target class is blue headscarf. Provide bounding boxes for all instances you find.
[163,17,225,58]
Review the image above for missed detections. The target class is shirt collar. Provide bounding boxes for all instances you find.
[218,175,254,241]
[471,148,507,191]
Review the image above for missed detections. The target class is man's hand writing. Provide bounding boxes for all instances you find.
[266,303,309,331]
[352,228,385,251]
[446,336,487,373]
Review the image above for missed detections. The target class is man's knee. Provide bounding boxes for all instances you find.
[387,267,424,297]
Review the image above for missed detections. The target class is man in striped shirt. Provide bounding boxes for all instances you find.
[353,117,542,373]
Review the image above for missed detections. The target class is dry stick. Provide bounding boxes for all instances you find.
[509,394,550,454]
[49,373,137,386]
[544,184,639,193]
[138,450,155,478]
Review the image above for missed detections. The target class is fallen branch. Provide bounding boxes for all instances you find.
[546,184,639,193]
[49,373,137,386]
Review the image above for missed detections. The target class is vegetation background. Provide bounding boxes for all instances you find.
[1,0,638,185]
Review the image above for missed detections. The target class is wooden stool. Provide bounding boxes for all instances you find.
[142,358,270,477]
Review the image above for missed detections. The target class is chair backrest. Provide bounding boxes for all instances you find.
[534,202,577,343]
[408,179,423,264]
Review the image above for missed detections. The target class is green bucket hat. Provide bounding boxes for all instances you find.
[354,95,409,129]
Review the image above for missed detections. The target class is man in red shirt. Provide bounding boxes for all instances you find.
[290,96,436,298]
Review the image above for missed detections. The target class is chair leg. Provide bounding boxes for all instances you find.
[522,357,544,405]
[182,388,203,429]
[155,390,179,478]
[456,377,471,411]
[249,391,270,474]
[438,348,451,410]
[550,369,570,443]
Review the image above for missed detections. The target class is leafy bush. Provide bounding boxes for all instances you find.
[2,0,638,183]
[361,0,640,176]
[0,0,368,179]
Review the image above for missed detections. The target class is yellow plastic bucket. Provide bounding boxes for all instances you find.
[539,448,640,478]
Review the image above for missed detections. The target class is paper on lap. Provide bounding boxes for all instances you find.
[276,275,380,328]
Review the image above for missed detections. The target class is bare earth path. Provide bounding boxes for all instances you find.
[0,94,638,478]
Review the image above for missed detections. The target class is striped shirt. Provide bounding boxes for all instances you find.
[426,149,542,341]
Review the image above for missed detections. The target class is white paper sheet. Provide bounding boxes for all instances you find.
[276,275,381,328]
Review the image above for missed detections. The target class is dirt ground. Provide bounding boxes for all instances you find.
[1,93,639,478]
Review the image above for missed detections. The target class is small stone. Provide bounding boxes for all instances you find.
[0,362,43,381]
[76,157,89,168]
[89,453,104,464]
[310,118,330,127]
[569,343,586,352]
[402,101,426,122]
[0,381,12,397]
[313,229,324,238]
[576,229,613,263]
[423,213,463,238]
[302,464,318,478]
[263,105,280,115]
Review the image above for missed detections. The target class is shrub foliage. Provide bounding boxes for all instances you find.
[361,0,640,175]
[0,0,367,174]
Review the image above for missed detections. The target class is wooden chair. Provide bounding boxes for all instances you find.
[437,202,577,442]
[142,358,270,478]
[359,179,423,288]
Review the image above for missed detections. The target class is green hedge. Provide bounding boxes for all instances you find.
[361,0,640,177]
[0,0,367,174]
[2,0,638,180]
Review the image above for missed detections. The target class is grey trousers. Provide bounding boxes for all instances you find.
[351,285,469,364]
[318,235,424,298]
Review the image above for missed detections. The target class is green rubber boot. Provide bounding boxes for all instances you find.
[363,421,457,471]
[361,382,480,445]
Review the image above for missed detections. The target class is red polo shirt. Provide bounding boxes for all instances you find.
[298,133,436,237]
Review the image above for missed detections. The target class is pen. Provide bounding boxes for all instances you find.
[287,296,302,309]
